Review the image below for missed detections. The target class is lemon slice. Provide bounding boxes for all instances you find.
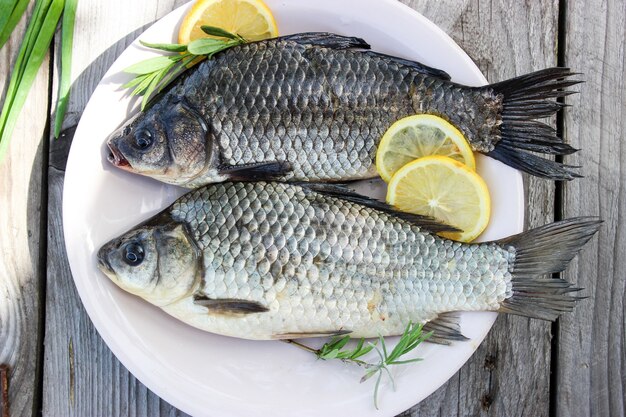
[376,114,475,183]
[178,0,279,44]
[387,155,490,242]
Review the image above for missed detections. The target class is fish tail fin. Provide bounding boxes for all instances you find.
[486,67,583,180]
[497,217,601,320]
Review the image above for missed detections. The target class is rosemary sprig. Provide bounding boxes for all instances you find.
[317,334,376,365]
[287,322,432,409]
[123,25,246,110]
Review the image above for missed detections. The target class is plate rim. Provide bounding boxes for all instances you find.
[63,1,525,416]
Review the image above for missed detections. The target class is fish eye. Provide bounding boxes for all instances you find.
[133,128,153,151]
[123,242,145,266]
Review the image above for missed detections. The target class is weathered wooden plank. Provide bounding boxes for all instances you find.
[398,1,559,416]
[42,1,190,416]
[41,0,565,416]
[0,3,50,417]
[557,1,626,416]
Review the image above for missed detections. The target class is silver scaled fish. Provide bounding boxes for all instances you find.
[97,181,599,341]
[106,33,580,188]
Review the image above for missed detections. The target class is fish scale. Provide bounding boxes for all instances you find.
[187,39,438,181]
[162,182,513,339]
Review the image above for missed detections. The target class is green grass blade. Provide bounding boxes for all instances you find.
[0,0,20,36]
[0,0,51,130]
[0,0,18,21]
[53,0,77,137]
[0,0,63,162]
[0,0,31,50]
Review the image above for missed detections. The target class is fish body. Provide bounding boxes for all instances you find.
[97,181,599,341]
[107,33,579,187]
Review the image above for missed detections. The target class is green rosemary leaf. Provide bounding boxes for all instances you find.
[153,54,198,95]
[387,358,423,366]
[187,37,230,55]
[130,72,157,96]
[121,73,150,90]
[140,40,188,52]
[200,25,238,39]
[121,26,246,104]
[123,55,180,75]
[141,66,169,109]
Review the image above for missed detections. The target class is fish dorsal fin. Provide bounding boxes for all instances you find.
[362,51,451,80]
[422,312,469,345]
[299,183,459,234]
[279,32,370,50]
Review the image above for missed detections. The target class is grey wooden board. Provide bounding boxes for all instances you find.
[42,0,559,415]
[0,0,615,416]
[0,2,49,416]
[42,1,190,416]
[399,1,558,415]
[557,0,626,416]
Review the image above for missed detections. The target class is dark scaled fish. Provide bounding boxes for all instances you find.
[106,33,581,187]
[97,180,600,341]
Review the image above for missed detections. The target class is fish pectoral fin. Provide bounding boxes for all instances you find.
[299,183,460,234]
[193,296,269,315]
[280,32,370,50]
[422,312,469,345]
[362,51,451,80]
[218,161,292,181]
[272,329,352,340]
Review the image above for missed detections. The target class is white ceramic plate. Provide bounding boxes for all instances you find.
[63,1,524,416]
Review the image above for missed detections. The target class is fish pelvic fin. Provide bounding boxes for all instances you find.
[272,330,352,340]
[422,312,469,345]
[497,217,602,321]
[486,67,583,181]
[193,295,269,315]
[218,161,292,181]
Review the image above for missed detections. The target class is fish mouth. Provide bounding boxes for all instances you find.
[107,140,131,170]
[96,248,114,275]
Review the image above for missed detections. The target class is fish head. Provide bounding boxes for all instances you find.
[97,218,200,306]
[106,96,214,187]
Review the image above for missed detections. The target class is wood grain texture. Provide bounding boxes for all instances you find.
[42,1,190,416]
[39,1,619,417]
[0,3,49,416]
[398,1,558,416]
[558,0,626,416]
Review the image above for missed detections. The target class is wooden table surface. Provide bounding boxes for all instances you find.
[0,0,624,416]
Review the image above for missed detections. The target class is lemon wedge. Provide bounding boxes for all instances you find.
[387,155,490,242]
[376,114,475,183]
[178,0,279,44]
